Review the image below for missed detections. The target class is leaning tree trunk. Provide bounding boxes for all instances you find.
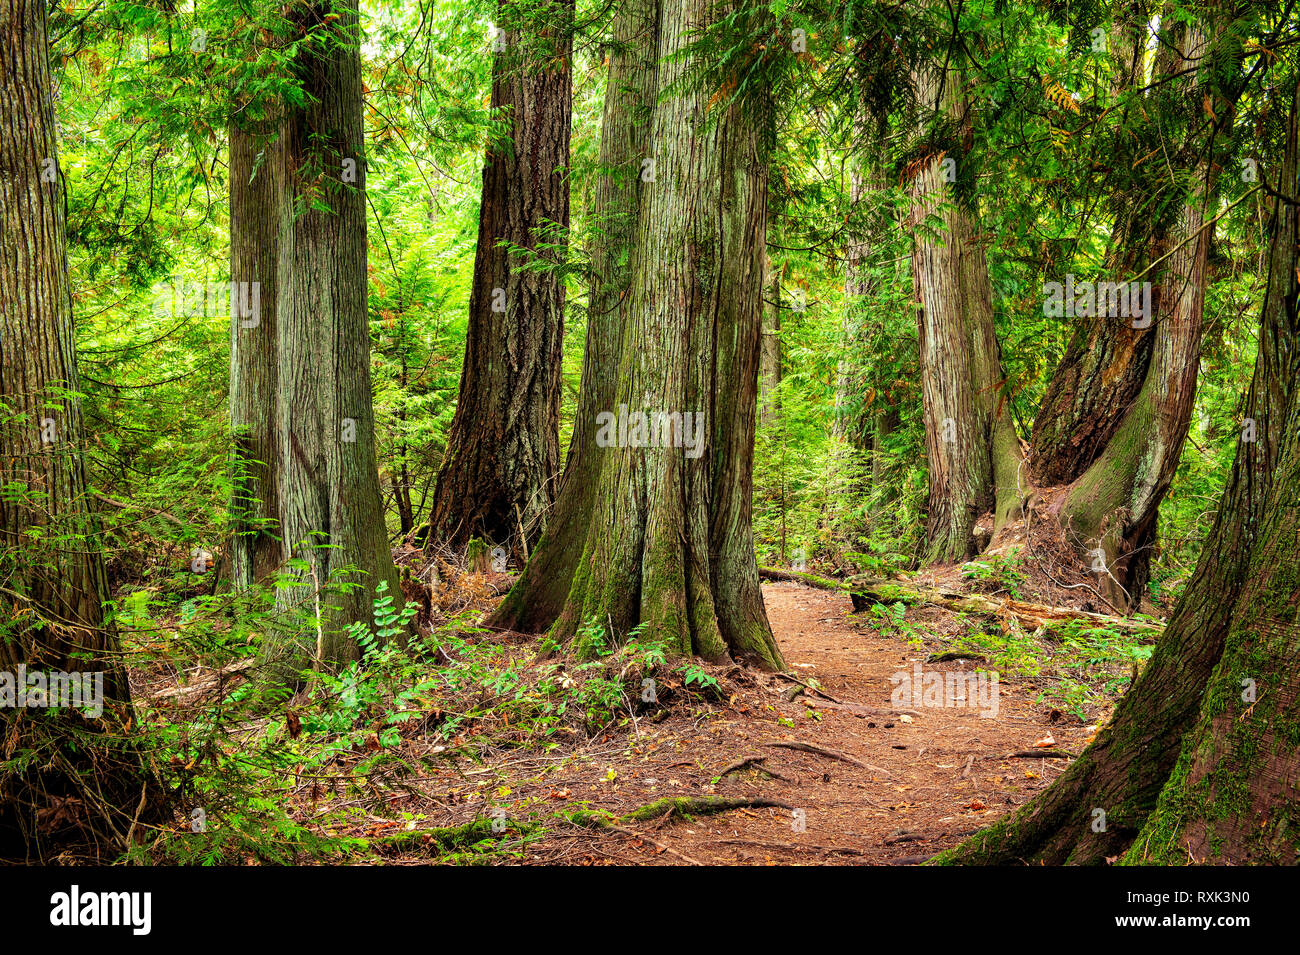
[1047,17,1229,609]
[425,0,572,557]
[1126,393,1300,863]
[0,0,156,855]
[936,74,1299,866]
[491,0,657,633]
[1029,1,1154,485]
[907,55,1023,563]
[264,2,402,670]
[503,0,783,668]
[228,118,284,590]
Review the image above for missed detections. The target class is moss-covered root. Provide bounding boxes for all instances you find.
[570,796,793,829]
[367,817,534,854]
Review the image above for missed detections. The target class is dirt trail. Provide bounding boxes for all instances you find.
[575,581,1093,865]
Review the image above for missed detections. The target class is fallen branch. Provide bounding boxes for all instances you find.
[148,658,257,703]
[607,823,705,865]
[757,566,1162,635]
[773,671,843,704]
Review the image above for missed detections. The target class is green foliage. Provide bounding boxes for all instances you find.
[961,550,1029,600]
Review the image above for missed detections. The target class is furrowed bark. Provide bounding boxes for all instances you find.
[525,0,783,668]
[1052,17,1226,608]
[228,119,284,590]
[264,2,401,671]
[0,0,156,855]
[760,255,781,428]
[1030,1,1154,484]
[426,0,572,556]
[908,51,1023,563]
[491,0,657,633]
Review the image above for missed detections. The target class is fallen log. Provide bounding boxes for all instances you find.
[757,566,1162,636]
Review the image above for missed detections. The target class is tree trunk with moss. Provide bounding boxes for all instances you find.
[0,0,155,854]
[935,75,1299,866]
[908,56,1023,563]
[500,0,783,669]
[1028,2,1151,485]
[426,0,572,556]
[264,2,402,671]
[1042,17,1228,609]
[491,0,656,633]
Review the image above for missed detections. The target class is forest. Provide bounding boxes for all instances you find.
[0,0,1297,888]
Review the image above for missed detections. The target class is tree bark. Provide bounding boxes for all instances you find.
[760,255,781,428]
[834,112,878,447]
[426,0,572,556]
[907,54,1023,563]
[501,0,783,669]
[491,0,657,633]
[264,2,402,670]
[936,74,1300,867]
[0,0,154,854]
[1048,17,1226,608]
[228,117,284,590]
[1028,1,1154,486]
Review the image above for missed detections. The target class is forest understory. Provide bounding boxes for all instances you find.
[117,559,1147,867]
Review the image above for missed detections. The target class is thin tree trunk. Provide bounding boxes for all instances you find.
[760,256,781,428]
[265,1,402,670]
[938,74,1299,867]
[491,0,657,633]
[426,0,572,556]
[835,114,879,446]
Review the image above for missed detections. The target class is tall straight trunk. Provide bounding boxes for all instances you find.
[1047,16,1226,608]
[0,0,154,854]
[426,0,572,556]
[492,0,657,633]
[228,120,284,589]
[504,0,783,668]
[264,2,401,669]
[937,75,1300,867]
[759,256,781,427]
[908,55,1023,563]
[834,114,879,447]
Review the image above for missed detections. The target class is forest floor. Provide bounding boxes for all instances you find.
[335,578,1119,866]
[116,546,1155,865]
